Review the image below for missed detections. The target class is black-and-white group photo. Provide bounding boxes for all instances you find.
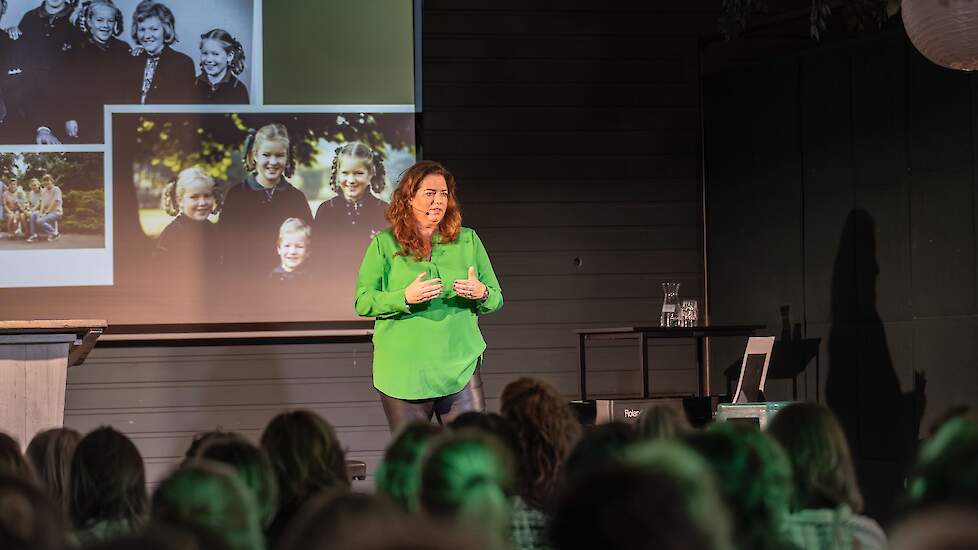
[0,0,255,145]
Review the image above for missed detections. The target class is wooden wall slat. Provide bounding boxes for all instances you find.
[427,131,699,155]
[424,58,697,83]
[426,83,699,107]
[475,226,700,251]
[423,12,714,37]
[424,107,699,131]
[424,36,698,60]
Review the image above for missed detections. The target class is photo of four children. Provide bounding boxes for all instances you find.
[0,0,254,144]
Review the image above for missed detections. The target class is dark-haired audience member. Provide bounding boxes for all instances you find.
[375,421,443,511]
[925,405,976,439]
[70,426,148,546]
[683,423,796,550]
[0,474,67,550]
[0,432,36,482]
[85,523,233,550]
[181,429,234,465]
[151,461,264,550]
[281,489,485,550]
[196,435,278,528]
[277,490,402,549]
[552,441,733,550]
[905,415,978,512]
[767,402,886,550]
[448,412,522,460]
[420,432,514,550]
[562,422,637,485]
[888,506,978,550]
[260,410,349,545]
[26,427,81,518]
[500,377,582,550]
[638,404,692,440]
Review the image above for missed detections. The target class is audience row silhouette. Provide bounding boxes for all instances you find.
[0,376,976,550]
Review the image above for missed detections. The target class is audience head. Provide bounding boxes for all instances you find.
[419,432,514,549]
[85,523,233,550]
[500,376,581,508]
[906,416,978,512]
[552,440,732,550]
[766,402,863,512]
[282,490,485,550]
[0,432,35,482]
[182,430,235,465]
[683,423,793,550]
[26,428,81,517]
[69,426,147,531]
[196,434,278,527]
[889,506,978,550]
[375,421,443,511]
[260,409,349,512]
[927,405,977,439]
[562,422,637,484]
[638,404,692,440]
[448,412,521,459]
[151,461,263,550]
[278,489,403,549]
[0,474,66,550]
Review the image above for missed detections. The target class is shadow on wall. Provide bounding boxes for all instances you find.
[825,208,926,522]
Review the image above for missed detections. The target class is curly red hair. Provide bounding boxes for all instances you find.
[385,161,461,260]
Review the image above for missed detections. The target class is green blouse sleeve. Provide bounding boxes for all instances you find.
[473,230,504,314]
[354,234,411,318]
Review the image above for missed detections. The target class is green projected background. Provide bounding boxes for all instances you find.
[263,0,417,105]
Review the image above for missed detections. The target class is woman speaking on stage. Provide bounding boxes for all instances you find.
[354,160,503,430]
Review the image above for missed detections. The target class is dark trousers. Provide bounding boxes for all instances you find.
[378,369,485,432]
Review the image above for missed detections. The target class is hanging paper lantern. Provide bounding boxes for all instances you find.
[903,0,978,71]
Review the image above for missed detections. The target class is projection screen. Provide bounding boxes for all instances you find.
[0,0,420,330]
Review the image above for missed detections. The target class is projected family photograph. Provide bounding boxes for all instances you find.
[114,110,416,292]
[0,151,105,250]
[0,0,255,145]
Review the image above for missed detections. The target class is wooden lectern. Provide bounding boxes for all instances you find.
[0,320,106,450]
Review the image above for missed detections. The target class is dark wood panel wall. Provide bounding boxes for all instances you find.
[64,1,719,486]
[704,29,978,521]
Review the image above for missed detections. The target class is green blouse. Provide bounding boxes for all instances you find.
[355,227,503,399]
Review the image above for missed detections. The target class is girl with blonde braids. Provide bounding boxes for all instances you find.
[154,166,220,266]
[194,28,249,104]
[313,142,390,247]
[64,0,133,142]
[218,123,312,276]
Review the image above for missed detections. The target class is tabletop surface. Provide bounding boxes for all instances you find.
[573,325,766,336]
[0,320,107,335]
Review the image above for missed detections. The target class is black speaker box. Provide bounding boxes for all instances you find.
[570,396,719,428]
